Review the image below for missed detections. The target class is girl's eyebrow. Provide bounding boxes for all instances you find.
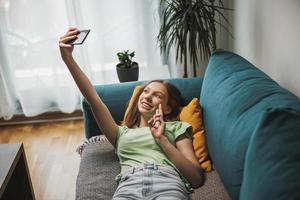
[145,86,166,96]
[152,90,166,97]
[154,91,165,96]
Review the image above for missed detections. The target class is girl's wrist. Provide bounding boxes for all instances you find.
[156,135,169,146]
[63,55,74,64]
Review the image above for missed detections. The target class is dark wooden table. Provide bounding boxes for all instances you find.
[0,143,35,200]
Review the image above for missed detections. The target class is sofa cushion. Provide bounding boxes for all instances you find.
[179,98,212,172]
[200,49,300,199]
[240,108,300,199]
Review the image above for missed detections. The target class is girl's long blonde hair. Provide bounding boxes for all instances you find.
[123,80,183,128]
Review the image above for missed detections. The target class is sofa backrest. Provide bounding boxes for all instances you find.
[200,49,300,199]
[82,77,203,138]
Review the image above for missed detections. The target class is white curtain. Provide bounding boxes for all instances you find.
[0,0,167,119]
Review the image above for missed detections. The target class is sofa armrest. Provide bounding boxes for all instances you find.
[82,77,203,138]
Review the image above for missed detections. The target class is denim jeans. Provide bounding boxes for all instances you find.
[112,163,191,200]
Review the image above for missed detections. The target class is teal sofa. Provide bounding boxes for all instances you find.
[76,49,300,200]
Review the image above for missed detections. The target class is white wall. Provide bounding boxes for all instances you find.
[234,0,300,97]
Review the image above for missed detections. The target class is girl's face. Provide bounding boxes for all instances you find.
[138,82,171,117]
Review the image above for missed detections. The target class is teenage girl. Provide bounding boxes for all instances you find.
[59,28,204,200]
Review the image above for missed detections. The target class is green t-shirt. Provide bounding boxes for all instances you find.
[116,121,192,191]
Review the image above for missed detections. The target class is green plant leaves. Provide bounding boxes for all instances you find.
[158,0,232,77]
[117,50,136,68]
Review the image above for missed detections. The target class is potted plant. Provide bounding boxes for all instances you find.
[116,50,139,82]
[158,0,232,77]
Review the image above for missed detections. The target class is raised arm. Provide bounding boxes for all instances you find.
[59,28,118,147]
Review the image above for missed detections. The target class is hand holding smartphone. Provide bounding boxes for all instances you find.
[68,29,90,45]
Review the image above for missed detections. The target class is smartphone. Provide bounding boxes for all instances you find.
[68,29,90,45]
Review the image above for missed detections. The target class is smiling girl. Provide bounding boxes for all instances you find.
[59,28,204,200]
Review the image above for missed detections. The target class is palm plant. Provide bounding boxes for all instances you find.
[158,0,232,77]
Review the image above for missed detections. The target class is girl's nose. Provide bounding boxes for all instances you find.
[144,93,152,102]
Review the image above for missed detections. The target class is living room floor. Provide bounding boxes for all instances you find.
[0,120,84,200]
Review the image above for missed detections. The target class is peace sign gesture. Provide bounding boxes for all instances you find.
[148,104,165,141]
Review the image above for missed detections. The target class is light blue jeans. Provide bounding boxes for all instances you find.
[112,163,191,200]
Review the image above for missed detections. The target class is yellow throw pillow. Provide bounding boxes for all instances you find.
[123,86,212,172]
[179,98,212,172]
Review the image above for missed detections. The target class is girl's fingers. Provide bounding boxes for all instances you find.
[59,43,73,48]
[68,27,77,31]
[148,116,159,127]
[159,104,162,114]
[66,28,78,34]
[60,35,77,44]
[154,114,161,120]
[149,105,165,128]
[154,121,160,128]
[152,114,161,121]
[60,28,78,43]
[66,29,79,37]
[152,116,162,125]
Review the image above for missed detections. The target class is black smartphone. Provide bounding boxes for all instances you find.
[68,29,90,45]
